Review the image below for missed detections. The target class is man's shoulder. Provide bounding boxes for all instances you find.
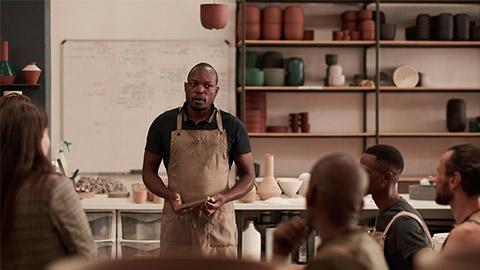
[448,222,480,243]
[219,110,242,124]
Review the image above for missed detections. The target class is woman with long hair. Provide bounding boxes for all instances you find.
[1,102,97,270]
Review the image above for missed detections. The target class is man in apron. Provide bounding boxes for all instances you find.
[360,144,432,270]
[142,62,254,258]
[433,144,480,253]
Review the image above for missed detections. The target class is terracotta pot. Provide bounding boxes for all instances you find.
[332,30,344,40]
[262,23,282,40]
[362,30,375,40]
[200,4,228,30]
[358,9,372,21]
[341,22,357,32]
[301,124,311,133]
[359,19,375,31]
[257,154,282,200]
[299,112,309,124]
[22,62,41,84]
[0,41,16,85]
[351,30,361,40]
[283,6,304,24]
[262,6,282,24]
[237,5,261,24]
[237,22,261,40]
[341,11,357,22]
[303,29,314,40]
[343,30,351,40]
[289,113,299,133]
[283,23,304,40]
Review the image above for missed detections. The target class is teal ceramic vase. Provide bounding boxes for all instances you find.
[286,57,304,86]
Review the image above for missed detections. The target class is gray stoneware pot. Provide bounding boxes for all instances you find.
[263,68,285,86]
[381,24,396,40]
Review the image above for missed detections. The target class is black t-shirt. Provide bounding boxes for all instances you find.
[145,103,251,171]
[375,197,432,270]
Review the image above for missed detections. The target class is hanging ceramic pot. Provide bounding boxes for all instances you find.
[257,154,282,200]
[200,3,228,30]
[0,41,16,84]
[22,62,41,84]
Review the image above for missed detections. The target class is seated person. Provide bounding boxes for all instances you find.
[273,153,388,270]
[1,102,97,270]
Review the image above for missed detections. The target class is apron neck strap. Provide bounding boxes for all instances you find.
[176,106,223,132]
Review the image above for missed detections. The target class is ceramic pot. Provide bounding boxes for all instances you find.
[283,23,304,40]
[416,14,431,29]
[152,195,164,204]
[351,30,361,40]
[132,183,147,204]
[262,51,283,68]
[237,22,261,40]
[342,22,357,32]
[435,13,454,28]
[454,13,470,28]
[240,185,256,203]
[301,124,310,133]
[358,9,372,21]
[22,62,41,84]
[237,5,261,24]
[362,30,375,40]
[262,23,282,40]
[237,6,261,40]
[0,41,16,85]
[263,67,285,86]
[257,154,281,200]
[332,30,344,41]
[278,179,302,197]
[415,25,431,40]
[289,113,299,132]
[343,30,351,40]
[200,4,228,30]
[372,11,386,24]
[242,221,261,260]
[329,64,342,76]
[299,112,309,125]
[262,6,282,24]
[246,68,264,86]
[303,29,314,40]
[446,99,466,132]
[329,74,345,86]
[455,28,470,41]
[283,6,304,24]
[325,54,338,65]
[359,20,375,31]
[286,57,304,86]
[434,27,453,41]
[381,24,396,40]
[341,11,357,22]
[406,26,416,40]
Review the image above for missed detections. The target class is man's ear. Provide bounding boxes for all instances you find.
[382,171,394,186]
[450,171,462,190]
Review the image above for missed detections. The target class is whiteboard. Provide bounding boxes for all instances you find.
[62,40,235,173]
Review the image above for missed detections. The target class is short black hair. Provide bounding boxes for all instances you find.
[365,144,404,174]
[186,62,218,85]
[446,144,480,196]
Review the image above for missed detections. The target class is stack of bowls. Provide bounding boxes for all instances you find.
[283,6,304,40]
[246,93,266,133]
[237,5,261,40]
[358,9,374,40]
[454,13,470,41]
[341,11,358,40]
[262,6,282,40]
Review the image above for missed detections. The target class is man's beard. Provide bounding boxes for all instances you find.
[435,181,453,205]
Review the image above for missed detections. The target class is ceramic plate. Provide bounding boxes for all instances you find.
[393,65,419,87]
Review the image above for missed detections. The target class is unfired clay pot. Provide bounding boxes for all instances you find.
[200,4,228,30]
[240,185,256,203]
[257,154,282,200]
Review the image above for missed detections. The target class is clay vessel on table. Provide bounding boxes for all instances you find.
[200,4,228,30]
[132,183,147,204]
[257,154,281,200]
[240,185,256,203]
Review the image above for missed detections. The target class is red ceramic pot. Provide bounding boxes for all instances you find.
[301,124,311,133]
[237,5,261,25]
[341,11,358,22]
[262,6,282,24]
[200,4,228,30]
[341,22,357,32]
[283,6,304,24]
[343,30,351,40]
[303,29,314,40]
[351,30,361,40]
[358,9,373,21]
[299,112,309,124]
[361,30,375,40]
[283,23,304,40]
[262,23,282,40]
[359,19,375,31]
[237,22,261,40]
[332,30,344,40]
[22,62,41,84]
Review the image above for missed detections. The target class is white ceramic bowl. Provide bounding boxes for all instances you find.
[393,65,419,87]
[278,180,302,197]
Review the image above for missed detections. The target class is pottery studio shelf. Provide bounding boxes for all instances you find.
[0,84,40,90]
[238,86,374,92]
[243,0,480,3]
[379,87,480,92]
[379,41,480,48]
[238,40,480,48]
[249,132,480,138]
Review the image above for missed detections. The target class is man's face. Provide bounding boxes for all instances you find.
[434,150,454,205]
[360,153,386,195]
[184,66,219,111]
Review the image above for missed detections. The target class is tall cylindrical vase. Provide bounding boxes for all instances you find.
[0,41,16,84]
[446,99,466,132]
[257,154,282,200]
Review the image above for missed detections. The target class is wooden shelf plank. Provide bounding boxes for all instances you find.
[0,84,40,90]
[379,132,480,137]
[380,41,480,47]
[238,86,374,92]
[379,86,480,92]
[238,40,375,47]
[249,132,375,138]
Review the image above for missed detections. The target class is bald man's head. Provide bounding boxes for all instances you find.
[307,153,368,227]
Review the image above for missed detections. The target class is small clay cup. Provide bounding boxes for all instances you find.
[380,24,396,40]
[303,29,314,40]
[301,124,311,133]
[332,30,344,40]
[289,113,299,133]
[343,30,351,40]
[200,4,228,30]
[299,112,309,124]
[351,30,361,40]
[132,183,147,204]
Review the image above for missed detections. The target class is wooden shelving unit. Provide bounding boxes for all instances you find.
[0,84,40,90]
[238,86,374,92]
[379,87,480,92]
[379,132,480,137]
[238,40,376,47]
[248,132,375,138]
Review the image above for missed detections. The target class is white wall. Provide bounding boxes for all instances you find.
[51,1,480,177]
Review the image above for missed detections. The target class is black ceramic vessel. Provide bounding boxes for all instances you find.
[262,51,284,68]
[446,99,466,132]
[381,23,396,40]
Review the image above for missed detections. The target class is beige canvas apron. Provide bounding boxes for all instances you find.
[160,107,237,258]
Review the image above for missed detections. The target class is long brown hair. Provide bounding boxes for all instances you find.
[0,102,53,253]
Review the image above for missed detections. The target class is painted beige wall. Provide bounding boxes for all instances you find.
[51,1,479,177]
